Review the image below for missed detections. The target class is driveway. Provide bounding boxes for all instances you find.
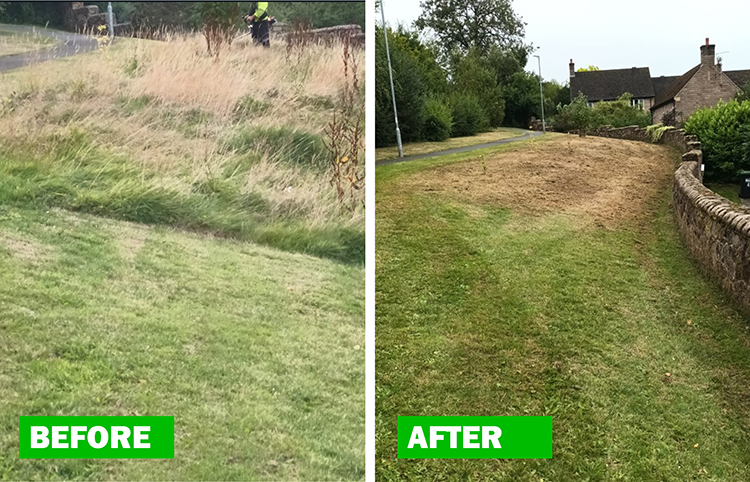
[376,130,545,167]
[0,24,99,72]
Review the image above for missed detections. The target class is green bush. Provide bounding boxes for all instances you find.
[590,93,651,128]
[449,94,489,138]
[551,93,592,134]
[422,98,452,141]
[684,100,750,182]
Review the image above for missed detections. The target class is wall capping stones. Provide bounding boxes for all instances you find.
[589,125,750,314]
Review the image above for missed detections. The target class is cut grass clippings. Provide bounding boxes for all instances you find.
[376,136,750,481]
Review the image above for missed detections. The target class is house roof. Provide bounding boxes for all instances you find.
[570,67,654,102]
[726,69,750,88]
[652,64,701,110]
[651,76,680,99]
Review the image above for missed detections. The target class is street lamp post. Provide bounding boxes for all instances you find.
[380,0,403,157]
[107,2,114,38]
[533,54,546,134]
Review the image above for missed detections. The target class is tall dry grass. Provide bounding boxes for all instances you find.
[0,32,365,261]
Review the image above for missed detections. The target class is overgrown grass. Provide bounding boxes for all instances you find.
[376,142,750,480]
[0,206,364,481]
[0,35,364,264]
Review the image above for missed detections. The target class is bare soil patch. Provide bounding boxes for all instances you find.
[399,135,677,227]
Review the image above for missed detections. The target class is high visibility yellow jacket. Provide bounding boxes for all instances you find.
[253,2,269,21]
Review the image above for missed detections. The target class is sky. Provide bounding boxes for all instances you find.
[379,0,750,84]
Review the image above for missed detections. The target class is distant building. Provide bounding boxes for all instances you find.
[570,39,750,125]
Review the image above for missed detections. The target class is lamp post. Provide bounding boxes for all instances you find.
[107,2,114,38]
[380,0,403,157]
[533,54,546,134]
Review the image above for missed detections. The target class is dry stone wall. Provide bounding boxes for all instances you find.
[590,125,750,314]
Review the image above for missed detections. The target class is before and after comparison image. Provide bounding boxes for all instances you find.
[1,0,750,481]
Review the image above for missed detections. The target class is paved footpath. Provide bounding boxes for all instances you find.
[0,24,98,73]
[376,130,545,167]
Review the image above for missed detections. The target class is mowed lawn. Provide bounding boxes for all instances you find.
[376,135,750,481]
[375,128,527,162]
[0,206,364,480]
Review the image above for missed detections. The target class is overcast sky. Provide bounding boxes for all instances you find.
[379,0,750,84]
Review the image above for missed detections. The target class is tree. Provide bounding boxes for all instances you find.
[577,65,600,72]
[375,26,427,147]
[415,0,529,56]
[502,71,541,127]
[451,50,505,126]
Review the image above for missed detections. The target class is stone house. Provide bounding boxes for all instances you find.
[570,39,750,125]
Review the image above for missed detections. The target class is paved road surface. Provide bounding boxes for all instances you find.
[0,24,98,72]
[376,130,545,167]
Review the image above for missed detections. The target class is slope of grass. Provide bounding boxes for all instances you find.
[376,140,750,481]
[0,205,364,481]
[375,128,527,162]
[0,35,364,264]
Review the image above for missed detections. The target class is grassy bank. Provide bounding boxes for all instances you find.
[0,34,364,264]
[0,30,364,481]
[376,136,750,480]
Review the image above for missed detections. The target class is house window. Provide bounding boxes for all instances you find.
[631,98,644,109]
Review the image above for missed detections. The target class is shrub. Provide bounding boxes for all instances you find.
[684,100,750,182]
[590,93,651,128]
[551,93,592,135]
[449,93,489,138]
[422,98,452,141]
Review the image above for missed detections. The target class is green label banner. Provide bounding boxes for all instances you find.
[398,416,552,459]
[19,416,175,459]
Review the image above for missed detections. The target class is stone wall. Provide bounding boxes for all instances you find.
[590,125,750,314]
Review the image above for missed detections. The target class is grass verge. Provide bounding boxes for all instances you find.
[376,138,750,481]
[375,128,527,162]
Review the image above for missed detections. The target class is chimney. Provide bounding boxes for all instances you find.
[569,59,575,78]
[700,38,715,67]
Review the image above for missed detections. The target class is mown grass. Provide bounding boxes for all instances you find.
[376,143,750,481]
[0,205,365,481]
[375,128,527,162]
[705,183,742,204]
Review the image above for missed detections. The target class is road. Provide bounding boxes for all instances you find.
[375,130,545,167]
[0,24,98,72]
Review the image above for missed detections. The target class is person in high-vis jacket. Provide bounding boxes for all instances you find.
[244,2,270,48]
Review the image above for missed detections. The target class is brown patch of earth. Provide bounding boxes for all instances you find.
[398,135,677,227]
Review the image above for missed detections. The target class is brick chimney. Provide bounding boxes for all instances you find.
[700,38,715,67]
[569,59,575,78]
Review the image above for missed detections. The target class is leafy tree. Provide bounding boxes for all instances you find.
[389,25,448,95]
[375,26,427,147]
[452,50,505,126]
[577,65,600,72]
[415,0,529,56]
[543,80,570,116]
[502,71,541,127]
